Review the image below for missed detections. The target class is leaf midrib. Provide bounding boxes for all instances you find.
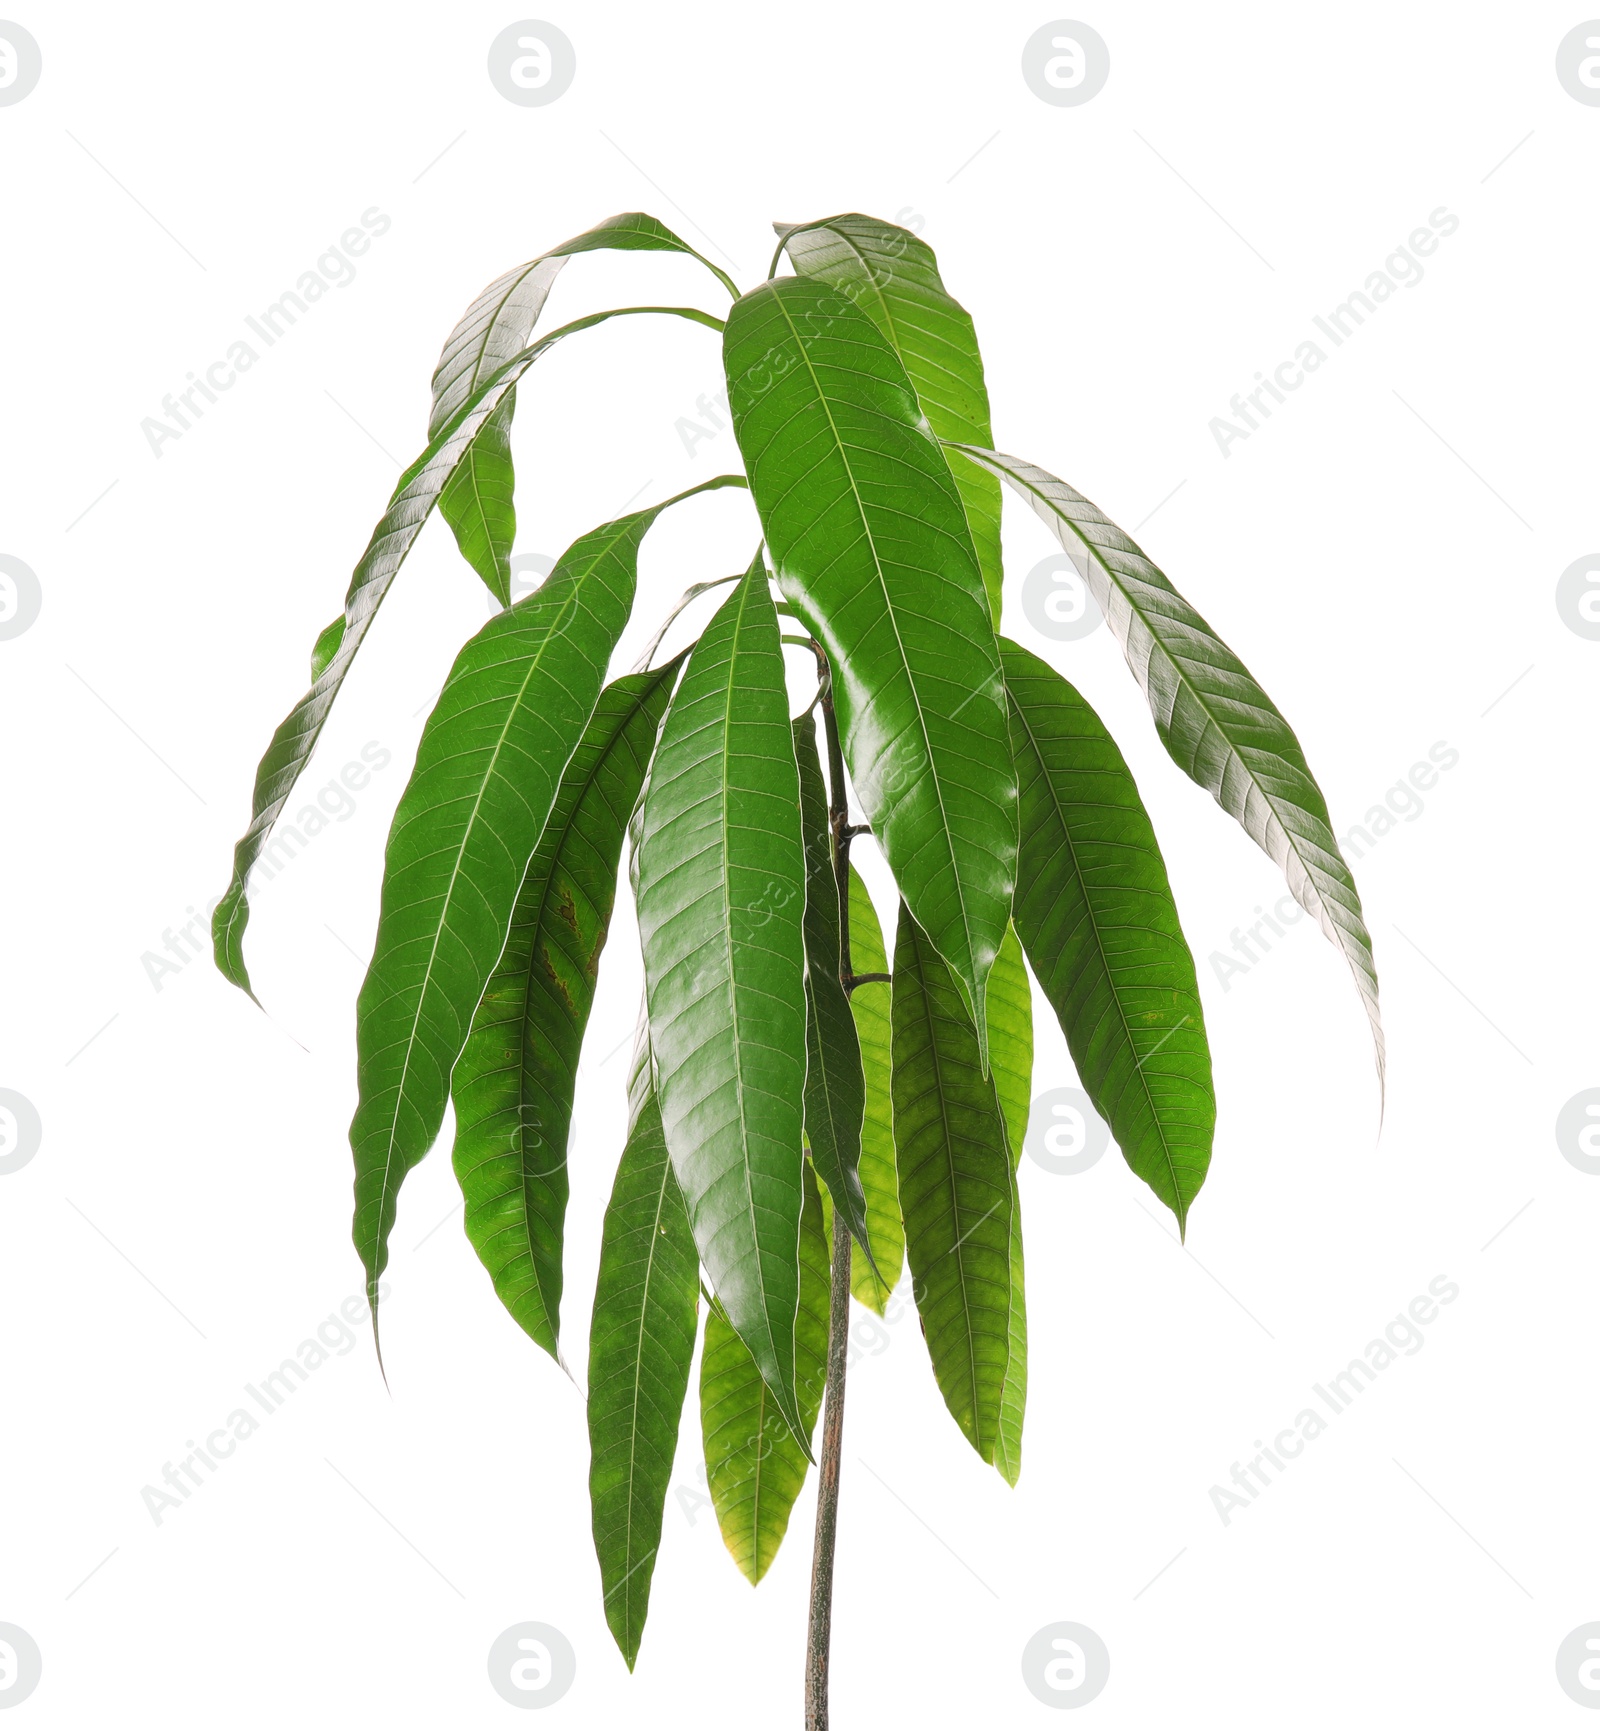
[617,1133,674,1650]
[366,565,605,1268]
[988,453,1348,943]
[764,286,982,1031]
[490,677,667,1341]
[714,575,779,1390]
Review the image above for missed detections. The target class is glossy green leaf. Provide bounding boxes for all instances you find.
[953,444,1383,1090]
[430,212,738,603]
[588,1035,700,1668]
[700,1160,830,1584]
[451,662,681,1357]
[213,304,730,997]
[725,277,1015,1068]
[351,479,742,1335]
[774,213,1003,626]
[891,904,1021,1466]
[1002,638,1215,1228]
[987,924,1032,1168]
[635,557,811,1449]
[792,713,871,1257]
[845,866,900,1313]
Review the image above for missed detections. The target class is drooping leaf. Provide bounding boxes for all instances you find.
[635,556,811,1449]
[430,212,738,602]
[351,479,741,1333]
[432,214,738,438]
[775,213,1003,626]
[792,712,871,1257]
[700,1159,830,1584]
[451,662,681,1357]
[985,928,1032,1486]
[309,615,344,683]
[631,573,743,673]
[725,277,1015,1068]
[995,1160,1027,1487]
[213,304,731,996]
[954,445,1383,1090]
[987,924,1032,1168]
[845,866,900,1313]
[588,1033,700,1669]
[891,903,1021,1466]
[1002,638,1215,1228]
[438,390,518,607]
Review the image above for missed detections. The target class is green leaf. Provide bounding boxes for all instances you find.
[635,557,811,1450]
[845,866,901,1313]
[985,927,1031,1487]
[309,615,344,683]
[213,304,731,997]
[792,713,871,1258]
[439,391,518,607]
[774,213,1003,626]
[1002,638,1215,1228]
[451,662,681,1357]
[430,213,738,603]
[995,1160,1028,1487]
[891,903,1021,1466]
[987,925,1032,1168]
[700,1160,830,1584]
[431,214,738,439]
[952,444,1383,1090]
[351,479,741,1336]
[725,277,1015,1068]
[587,1036,700,1668]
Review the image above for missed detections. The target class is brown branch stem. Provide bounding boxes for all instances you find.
[806,657,855,1731]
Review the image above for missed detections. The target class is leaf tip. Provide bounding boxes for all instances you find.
[367,1285,392,1393]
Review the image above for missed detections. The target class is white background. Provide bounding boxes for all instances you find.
[2,2,1596,1724]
